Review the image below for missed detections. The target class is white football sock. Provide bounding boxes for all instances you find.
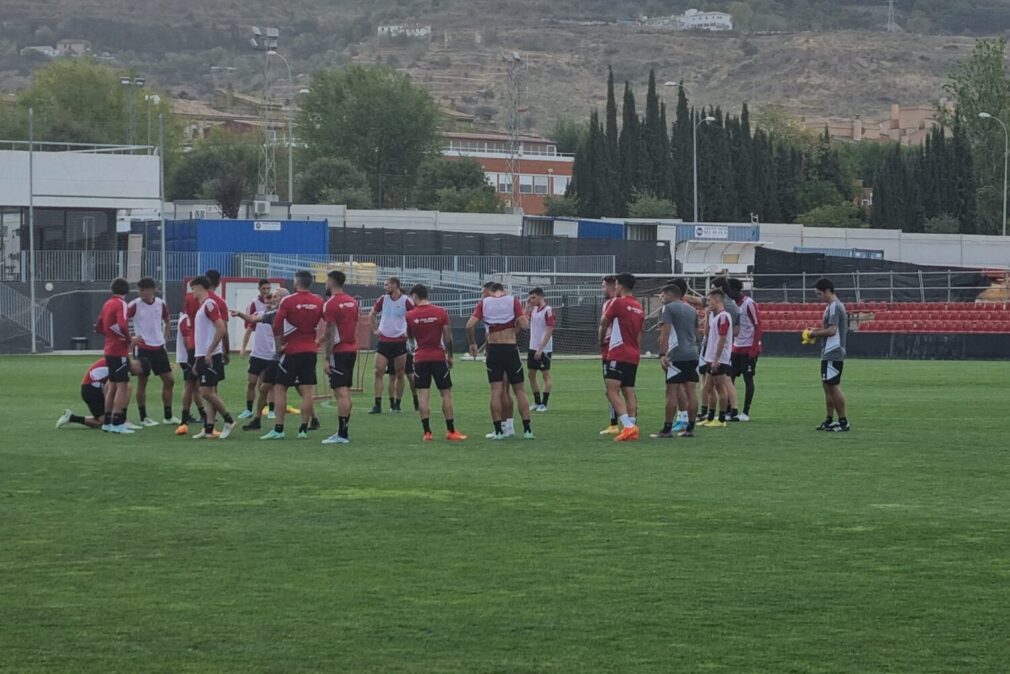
[619,414,633,428]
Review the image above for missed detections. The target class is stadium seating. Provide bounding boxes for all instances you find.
[760,301,1010,334]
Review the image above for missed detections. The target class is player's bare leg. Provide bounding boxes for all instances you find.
[243,372,259,418]
[678,382,698,436]
[541,369,553,409]
[372,353,389,413]
[406,369,419,411]
[418,386,432,438]
[136,372,150,422]
[440,388,465,440]
[392,353,407,411]
[489,380,506,437]
[652,382,677,438]
[298,385,316,436]
[159,371,175,422]
[510,381,534,438]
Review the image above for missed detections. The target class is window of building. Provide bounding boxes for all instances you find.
[552,176,570,195]
[519,175,534,194]
[533,175,548,195]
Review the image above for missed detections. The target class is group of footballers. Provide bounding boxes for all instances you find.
[57,265,850,442]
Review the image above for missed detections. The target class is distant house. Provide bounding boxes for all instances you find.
[377,24,432,38]
[20,46,59,59]
[56,39,91,57]
[675,9,733,31]
[804,101,955,148]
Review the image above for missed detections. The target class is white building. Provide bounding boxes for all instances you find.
[377,24,432,38]
[20,46,59,59]
[675,9,733,31]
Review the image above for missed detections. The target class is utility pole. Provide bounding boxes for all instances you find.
[503,51,526,212]
[251,27,280,201]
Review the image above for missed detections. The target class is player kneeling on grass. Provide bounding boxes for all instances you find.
[189,276,237,440]
[320,271,359,445]
[407,284,467,442]
[57,358,142,430]
[805,278,850,432]
[699,289,733,428]
[261,271,324,441]
[599,272,645,442]
[525,287,555,412]
[654,280,699,438]
[466,283,534,440]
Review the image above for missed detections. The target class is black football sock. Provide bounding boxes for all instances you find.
[274,424,284,434]
[422,418,432,433]
[533,392,542,405]
[298,423,308,433]
[339,416,350,438]
[718,409,726,422]
[164,405,173,419]
[707,409,716,422]
[686,420,695,432]
[181,409,192,424]
[222,413,234,424]
[610,414,618,425]
[374,397,382,409]
[522,419,532,433]
[699,405,709,419]
[246,400,254,412]
[446,418,456,432]
[138,405,147,420]
[542,392,550,406]
[389,397,395,409]
[198,407,207,423]
[104,409,113,424]
[839,417,848,427]
[826,416,834,425]
[204,422,215,434]
[70,414,87,426]
[662,422,673,433]
[412,394,419,407]
[730,407,738,418]
[268,402,275,412]
[493,420,503,434]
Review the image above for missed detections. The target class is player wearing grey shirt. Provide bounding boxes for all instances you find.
[806,278,850,432]
[655,281,700,438]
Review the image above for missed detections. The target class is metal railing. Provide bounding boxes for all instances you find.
[0,282,54,348]
[0,139,157,154]
[6,251,616,284]
[747,271,1000,304]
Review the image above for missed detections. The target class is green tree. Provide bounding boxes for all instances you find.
[795,202,866,228]
[298,65,440,208]
[434,186,504,213]
[296,156,371,206]
[413,157,493,210]
[924,214,960,233]
[168,130,258,218]
[628,193,676,219]
[543,195,578,217]
[943,38,1010,232]
[550,117,587,155]
[617,82,639,213]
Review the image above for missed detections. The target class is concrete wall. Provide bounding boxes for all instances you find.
[760,223,1010,269]
[0,150,161,210]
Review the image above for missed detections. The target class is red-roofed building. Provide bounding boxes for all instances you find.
[442,130,574,215]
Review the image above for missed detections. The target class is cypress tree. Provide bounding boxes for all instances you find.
[670,85,693,219]
[604,67,621,216]
[618,82,639,211]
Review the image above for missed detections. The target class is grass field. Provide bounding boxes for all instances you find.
[2,355,1009,673]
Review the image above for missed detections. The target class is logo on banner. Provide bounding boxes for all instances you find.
[254,221,282,232]
[694,225,729,240]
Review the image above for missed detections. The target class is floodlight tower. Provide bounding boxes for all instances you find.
[251,26,280,201]
[502,50,526,211]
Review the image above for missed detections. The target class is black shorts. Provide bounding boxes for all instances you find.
[248,356,272,377]
[527,350,552,371]
[665,360,699,384]
[708,361,731,377]
[136,347,171,376]
[731,352,758,379]
[195,354,225,388]
[377,340,408,361]
[821,359,844,386]
[604,360,638,388]
[81,384,106,419]
[385,351,414,375]
[413,360,452,390]
[262,360,279,386]
[277,352,317,388]
[698,360,710,376]
[105,355,131,383]
[486,344,524,384]
[328,352,357,390]
[182,348,197,381]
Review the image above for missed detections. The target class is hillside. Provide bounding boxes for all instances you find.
[0,0,995,133]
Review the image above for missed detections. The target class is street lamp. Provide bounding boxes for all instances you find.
[693,115,716,223]
[663,81,692,97]
[979,112,1008,237]
[267,49,295,203]
[120,76,145,146]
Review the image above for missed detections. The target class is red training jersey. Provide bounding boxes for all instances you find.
[323,293,360,354]
[604,295,645,364]
[96,295,130,357]
[274,290,324,355]
[407,303,451,363]
[81,359,110,387]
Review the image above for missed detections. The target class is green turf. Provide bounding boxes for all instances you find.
[1,355,1008,673]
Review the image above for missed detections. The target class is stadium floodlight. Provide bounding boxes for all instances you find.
[979,112,1008,236]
